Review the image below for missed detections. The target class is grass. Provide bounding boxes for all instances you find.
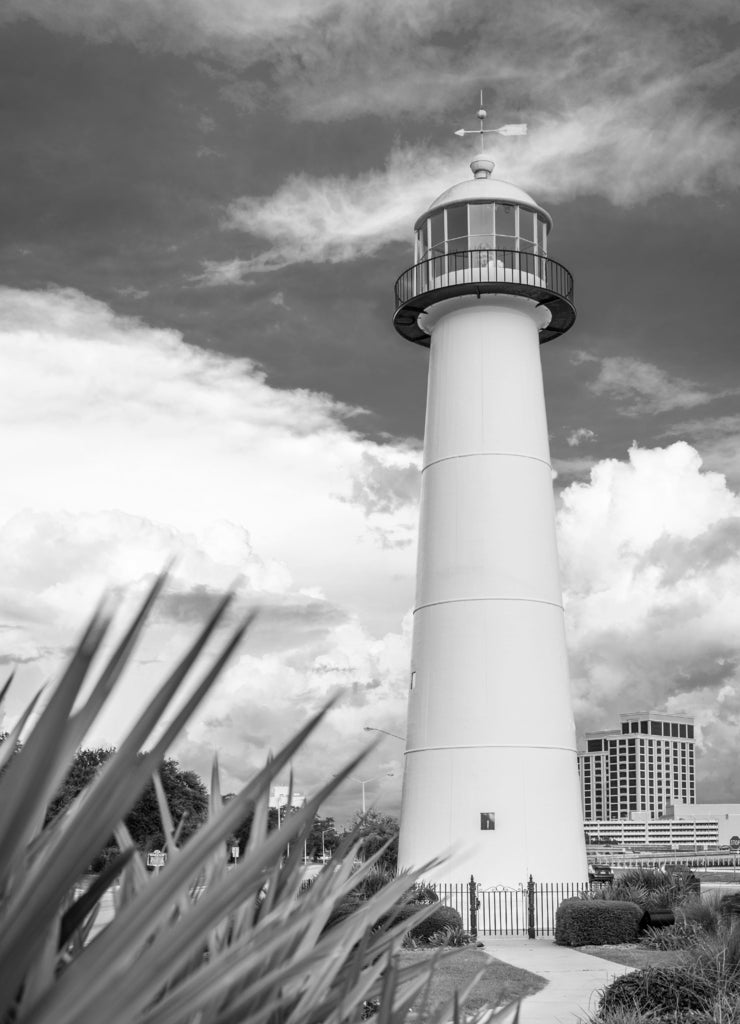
[575,944,682,969]
[694,869,740,883]
[397,946,546,1014]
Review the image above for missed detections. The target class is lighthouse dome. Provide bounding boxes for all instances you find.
[427,176,550,225]
[412,155,553,274]
[417,155,551,230]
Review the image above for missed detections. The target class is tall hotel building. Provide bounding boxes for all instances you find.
[579,712,695,821]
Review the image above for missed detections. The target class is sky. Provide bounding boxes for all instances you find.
[1,0,740,824]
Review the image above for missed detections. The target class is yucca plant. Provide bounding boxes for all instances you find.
[0,575,514,1024]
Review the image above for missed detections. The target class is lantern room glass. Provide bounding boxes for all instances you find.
[417,202,548,259]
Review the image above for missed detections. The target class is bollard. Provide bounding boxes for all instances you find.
[468,874,478,939]
[527,875,536,939]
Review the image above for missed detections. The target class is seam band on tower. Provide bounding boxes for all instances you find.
[404,743,578,754]
[422,451,552,473]
[413,596,564,613]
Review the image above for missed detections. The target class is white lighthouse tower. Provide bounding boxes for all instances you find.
[394,111,587,886]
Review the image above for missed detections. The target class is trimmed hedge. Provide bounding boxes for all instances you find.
[555,898,643,946]
[599,966,716,1017]
[411,904,463,942]
[378,902,464,943]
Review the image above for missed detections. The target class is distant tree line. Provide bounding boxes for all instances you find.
[0,735,400,872]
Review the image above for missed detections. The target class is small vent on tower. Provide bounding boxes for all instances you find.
[480,812,496,831]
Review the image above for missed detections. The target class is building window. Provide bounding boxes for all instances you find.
[480,812,496,831]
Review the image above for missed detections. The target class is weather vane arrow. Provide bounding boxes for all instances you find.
[454,90,527,152]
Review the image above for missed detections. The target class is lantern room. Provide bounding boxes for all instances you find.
[393,155,576,347]
[415,157,550,264]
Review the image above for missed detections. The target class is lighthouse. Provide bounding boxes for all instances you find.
[394,111,587,886]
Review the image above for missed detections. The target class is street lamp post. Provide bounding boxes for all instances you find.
[321,827,335,864]
[363,726,405,742]
[349,772,394,815]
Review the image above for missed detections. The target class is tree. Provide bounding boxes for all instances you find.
[342,810,399,870]
[306,816,338,862]
[44,747,115,824]
[45,747,209,861]
[126,757,209,851]
[227,803,337,860]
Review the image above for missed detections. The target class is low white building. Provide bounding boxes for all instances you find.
[269,786,306,811]
[666,802,740,846]
[584,816,719,847]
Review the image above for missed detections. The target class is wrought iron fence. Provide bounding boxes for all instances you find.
[394,249,574,309]
[429,876,590,937]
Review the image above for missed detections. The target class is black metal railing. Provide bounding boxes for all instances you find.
[429,876,590,937]
[394,249,574,309]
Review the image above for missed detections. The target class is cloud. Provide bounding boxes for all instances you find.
[0,285,419,810]
[4,285,740,810]
[566,428,597,447]
[223,92,740,268]
[583,356,730,416]
[220,146,457,272]
[5,1,739,276]
[662,414,740,483]
[557,441,740,801]
[190,259,255,287]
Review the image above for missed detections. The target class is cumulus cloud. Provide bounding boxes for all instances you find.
[0,285,418,809]
[557,442,740,801]
[4,285,740,809]
[662,414,740,484]
[566,428,597,447]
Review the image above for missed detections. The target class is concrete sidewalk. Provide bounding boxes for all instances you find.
[478,936,634,1024]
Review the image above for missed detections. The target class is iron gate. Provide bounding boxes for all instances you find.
[431,876,590,937]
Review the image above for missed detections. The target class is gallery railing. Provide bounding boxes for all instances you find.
[394,249,574,310]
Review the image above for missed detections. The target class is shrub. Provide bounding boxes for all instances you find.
[596,866,700,912]
[382,902,464,946]
[598,966,717,1017]
[413,904,464,941]
[408,882,440,905]
[680,923,740,989]
[721,893,740,922]
[680,893,722,935]
[555,898,643,946]
[425,926,472,948]
[640,921,702,950]
[0,576,499,1024]
[350,864,396,900]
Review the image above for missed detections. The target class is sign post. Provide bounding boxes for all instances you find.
[147,849,167,871]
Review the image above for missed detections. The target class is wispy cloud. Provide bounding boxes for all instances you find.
[581,355,733,416]
[4,1,739,277]
[220,146,457,272]
[191,258,255,287]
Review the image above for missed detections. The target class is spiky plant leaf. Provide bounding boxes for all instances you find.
[0,587,500,1024]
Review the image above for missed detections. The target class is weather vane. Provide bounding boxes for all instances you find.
[454,91,527,153]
